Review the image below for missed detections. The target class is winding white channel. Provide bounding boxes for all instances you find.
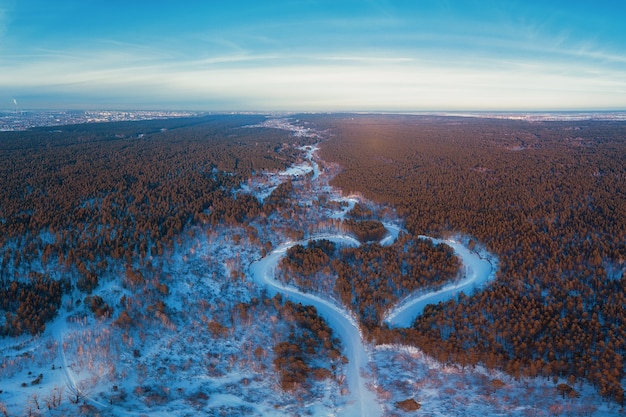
[249,125,497,415]
[249,231,497,417]
[250,235,377,417]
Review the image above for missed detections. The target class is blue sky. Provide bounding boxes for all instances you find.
[1,0,625,111]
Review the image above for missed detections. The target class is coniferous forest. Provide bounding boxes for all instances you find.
[0,115,302,336]
[1,113,625,412]
[309,114,626,404]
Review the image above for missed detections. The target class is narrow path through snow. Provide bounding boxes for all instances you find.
[250,236,379,417]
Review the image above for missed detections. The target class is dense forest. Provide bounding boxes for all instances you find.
[309,114,626,404]
[270,297,343,391]
[279,235,460,334]
[0,115,309,336]
[2,113,625,408]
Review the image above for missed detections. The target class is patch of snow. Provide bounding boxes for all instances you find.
[279,162,314,177]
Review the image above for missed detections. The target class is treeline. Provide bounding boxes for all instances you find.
[343,202,388,242]
[0,274,70,335]
[344,219,387,243]
[0,115,308,336]
[311,114,626,404]
[273,299,343,391]
[281,240,336,277]
[264,179,295,213]
[346,202,374,220]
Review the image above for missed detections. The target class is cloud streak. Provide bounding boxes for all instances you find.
[2,46,624,110]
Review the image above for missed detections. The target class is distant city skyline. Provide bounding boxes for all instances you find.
[1,1,625,111]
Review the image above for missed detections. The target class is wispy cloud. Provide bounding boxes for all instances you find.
[0,3,13,43]
[2,44,624,110]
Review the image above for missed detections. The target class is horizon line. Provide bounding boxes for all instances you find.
[3,108,626,114]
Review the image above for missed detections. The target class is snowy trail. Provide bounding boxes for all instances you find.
[250,236,383,417]
[301,145,320,180]
[380,222,402,246]
[58,332,116,413]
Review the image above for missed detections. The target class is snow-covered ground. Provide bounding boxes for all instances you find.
[1,116,622,416]
[237,145,319,203]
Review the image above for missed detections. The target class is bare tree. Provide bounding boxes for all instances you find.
[30,394,40,410]
[66,379,90,404]
[44,386,64,410]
